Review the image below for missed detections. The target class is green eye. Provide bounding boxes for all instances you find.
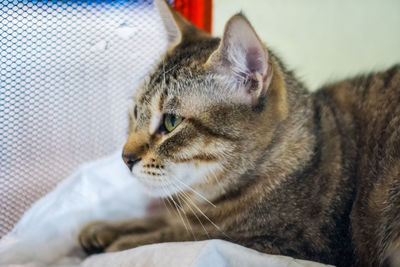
[164,114,183,132]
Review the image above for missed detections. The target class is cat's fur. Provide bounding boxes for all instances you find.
[79,1,400,266]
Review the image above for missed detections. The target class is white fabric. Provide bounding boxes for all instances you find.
[81,240,331,267]
[0,152,332,267]
[0,150,151,265]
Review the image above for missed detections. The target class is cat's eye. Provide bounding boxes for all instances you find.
[134,105,138,119]
[164,114,183,132]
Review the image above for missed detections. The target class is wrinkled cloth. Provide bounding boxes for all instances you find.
[0,151,332,267]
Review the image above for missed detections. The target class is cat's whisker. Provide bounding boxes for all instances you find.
[159,173,195,238]
[156,164,215,207]
[167,181,194,234]
[160,196,173,217]
[160,182,190,235]
[178,189,210,239]
[173,177,216,208]
[159,170,209,238]
[158,180,170,214]
[158,163,226,239]
[174,191,197,241]
[160,185,178,217]
[168,194,191,235]
[170,178,229,240]
[164,62,179,74]
[208,170,226,194]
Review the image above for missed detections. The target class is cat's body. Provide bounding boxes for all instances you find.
[79,1,400,266]
[319,67,400,266]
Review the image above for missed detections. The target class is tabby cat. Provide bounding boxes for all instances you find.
[78,1,400,266]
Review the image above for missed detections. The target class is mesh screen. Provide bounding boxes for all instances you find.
[0,0,169,237]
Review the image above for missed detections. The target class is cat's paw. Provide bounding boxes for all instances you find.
[105,237,136,253]
[105,235,145,252]
[78,221,120,254]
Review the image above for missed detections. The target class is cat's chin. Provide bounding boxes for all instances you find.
[129,160,223,199]
[136,177,183,198]
[131,170,195,198]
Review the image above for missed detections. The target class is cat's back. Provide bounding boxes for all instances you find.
[320,64,400,122]
[314,65,400,178]
[317,64,400,154]
[316,65,400,266]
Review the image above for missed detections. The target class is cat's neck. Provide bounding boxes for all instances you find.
[191,89,317,206]
[182,57,323,207]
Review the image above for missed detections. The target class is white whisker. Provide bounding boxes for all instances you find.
[160,196,173,217]
[209,170,226,195]
[173,177,216,208]
[178,189,210,239]
[171,179,223,239]
[158,166,229,239]
[160,182,190,235]
[188,196,230,240]
[174,191,196,240]
[161,176,195,239]
[164,63,179,74]
[161,186,179,217]
[168,194,191,235]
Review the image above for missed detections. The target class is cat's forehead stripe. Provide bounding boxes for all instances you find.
[139,38,220,105]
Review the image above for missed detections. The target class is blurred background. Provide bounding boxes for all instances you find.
[214,0,400,90]
[1,0,399,237]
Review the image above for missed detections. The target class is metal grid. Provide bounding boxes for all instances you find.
[0,0,168,237]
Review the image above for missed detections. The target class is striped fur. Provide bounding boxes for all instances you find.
[79,2,400,266]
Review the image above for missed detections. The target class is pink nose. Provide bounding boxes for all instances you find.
[122,153,141,171]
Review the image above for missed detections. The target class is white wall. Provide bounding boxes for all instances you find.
[213,0,400,90]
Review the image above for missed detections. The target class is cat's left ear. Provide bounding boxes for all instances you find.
[206,14,272,105]
[154,0,208,49]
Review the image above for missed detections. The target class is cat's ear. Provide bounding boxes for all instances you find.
[207,14,272,105]
[154,0,206,49]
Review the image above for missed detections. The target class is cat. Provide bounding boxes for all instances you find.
[78,0,400,266]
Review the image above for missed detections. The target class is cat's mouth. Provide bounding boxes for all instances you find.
[133,171,187,197]
[131,161,221,198]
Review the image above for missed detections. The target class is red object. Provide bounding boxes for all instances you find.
[173,0,212,33]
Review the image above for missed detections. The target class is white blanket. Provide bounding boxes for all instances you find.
[0,151,332,267]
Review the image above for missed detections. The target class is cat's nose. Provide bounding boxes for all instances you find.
[122,153,141,171]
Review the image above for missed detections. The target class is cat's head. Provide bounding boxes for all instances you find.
[122,0,290,199]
